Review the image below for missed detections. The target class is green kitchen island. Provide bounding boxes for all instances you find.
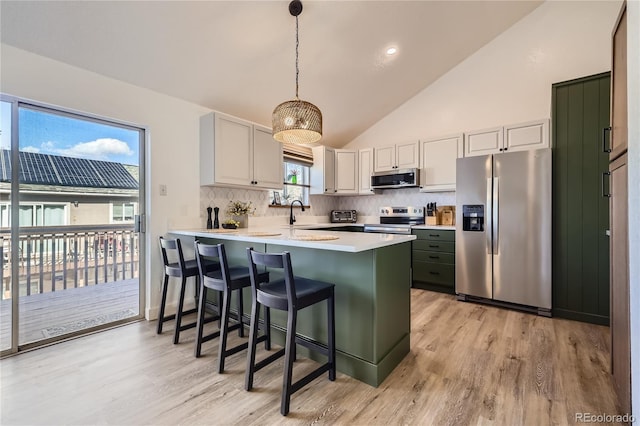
[169,227,415,387]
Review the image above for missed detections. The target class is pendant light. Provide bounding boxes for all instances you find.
[272,0,322,144]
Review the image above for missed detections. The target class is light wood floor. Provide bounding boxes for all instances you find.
[0,289,621,425]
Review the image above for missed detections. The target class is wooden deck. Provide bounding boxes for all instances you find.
[0,279,139,349]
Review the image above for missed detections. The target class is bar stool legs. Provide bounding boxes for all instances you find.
[245,248,336,416]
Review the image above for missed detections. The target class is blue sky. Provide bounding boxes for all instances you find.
[0,102,139,165]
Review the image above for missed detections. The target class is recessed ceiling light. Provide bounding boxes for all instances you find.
[386,47,398,56]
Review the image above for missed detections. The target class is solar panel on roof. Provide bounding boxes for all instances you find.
[49,155,105,187]
[92,160,138,189]
[0,149,11,182]
[0,149,138,189]
[19,151,59,185]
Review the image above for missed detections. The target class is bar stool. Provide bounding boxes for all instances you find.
[194,242,270,373]
[158,236,217,344]
[245,248,336,416]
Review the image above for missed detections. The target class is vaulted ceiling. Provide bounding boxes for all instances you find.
[0,1,542,147]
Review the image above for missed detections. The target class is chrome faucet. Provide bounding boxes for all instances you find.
[289,200,305,225]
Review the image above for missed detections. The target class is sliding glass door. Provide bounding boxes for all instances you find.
[0,96,146,354]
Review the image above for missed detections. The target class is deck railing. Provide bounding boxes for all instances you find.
[1,225,139,299]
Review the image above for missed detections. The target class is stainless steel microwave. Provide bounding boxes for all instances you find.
[370,168,419,189]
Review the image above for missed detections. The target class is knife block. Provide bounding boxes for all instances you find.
[426,213,438,226]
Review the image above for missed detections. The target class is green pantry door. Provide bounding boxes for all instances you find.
[552,72,610,325]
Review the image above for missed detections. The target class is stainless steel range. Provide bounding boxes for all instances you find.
[364,206,425,234]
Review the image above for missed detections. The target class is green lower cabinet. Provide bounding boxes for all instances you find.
[411,229,455,294]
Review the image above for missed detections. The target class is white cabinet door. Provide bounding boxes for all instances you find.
[358,148,374,194]
[419,134,463,192]
[310,146,336,194]
[214,113,253,186]
[396,141,419,169]
[373,145,396,172]
[253,125,283,189]
[335,149,358,194]
[201,112,282,189]
[464,127,503,157]
[504,119,549,153]
[324,147,336,194]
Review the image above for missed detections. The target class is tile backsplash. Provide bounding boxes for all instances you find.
[337,188,456,216]
[200,186,455,226]
[200,187,336,225]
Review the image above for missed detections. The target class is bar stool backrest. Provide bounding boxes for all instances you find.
[194,242,230,290]
[159,236,187,278]
[247,248,297,308]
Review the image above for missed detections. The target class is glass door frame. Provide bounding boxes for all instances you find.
[0,94,147,356]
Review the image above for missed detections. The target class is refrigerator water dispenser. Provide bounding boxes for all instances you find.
[462,205,484,232]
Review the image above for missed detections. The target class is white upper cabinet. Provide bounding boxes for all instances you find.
[464,119,549,157]
[358,148,375,195]
[396,141,420,169]
[253,125,284,189]
[311,146,359,195]
[335,149,358,194]
[310,146,336,194]
[504,119,549,153]
[373,141,419,172]
[200,112,282,189]
[419,134,463,192]
[464,126,503,157]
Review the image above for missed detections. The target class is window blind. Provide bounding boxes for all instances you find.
[282,143,313,165]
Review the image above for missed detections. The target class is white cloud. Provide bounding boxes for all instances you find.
[21,146,40,153]
[51,138,133,160]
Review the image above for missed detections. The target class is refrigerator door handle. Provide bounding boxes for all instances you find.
[493,177,499,254]
[486,177,493,254]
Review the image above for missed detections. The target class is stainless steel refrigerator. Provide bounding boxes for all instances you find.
[455,148,551,315]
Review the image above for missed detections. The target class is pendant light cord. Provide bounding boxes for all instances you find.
[295,15,299,100]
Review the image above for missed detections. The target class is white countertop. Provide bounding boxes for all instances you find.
[169,226,416,253]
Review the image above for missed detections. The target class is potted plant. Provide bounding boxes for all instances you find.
[287,168,300,184]
[225,200,255,228]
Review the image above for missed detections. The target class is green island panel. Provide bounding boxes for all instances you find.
[197,237,411,386]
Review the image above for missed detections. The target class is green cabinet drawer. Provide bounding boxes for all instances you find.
[413,240,455,253]
[412,261,455,287]
[412,229,455,242]
[413,250,455,264]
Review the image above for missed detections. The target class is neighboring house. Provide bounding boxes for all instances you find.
[0,149,139,227]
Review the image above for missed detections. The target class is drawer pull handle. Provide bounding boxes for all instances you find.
[428,245,439,248]
[429,271,440,275]
[428,256,440,259]
[429,234,440,237]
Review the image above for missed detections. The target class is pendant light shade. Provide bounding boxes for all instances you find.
[272,0,322,144]
[272,99,322,144]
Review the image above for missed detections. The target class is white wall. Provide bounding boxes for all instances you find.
[1,44,209,319]
[345,1,622,149]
